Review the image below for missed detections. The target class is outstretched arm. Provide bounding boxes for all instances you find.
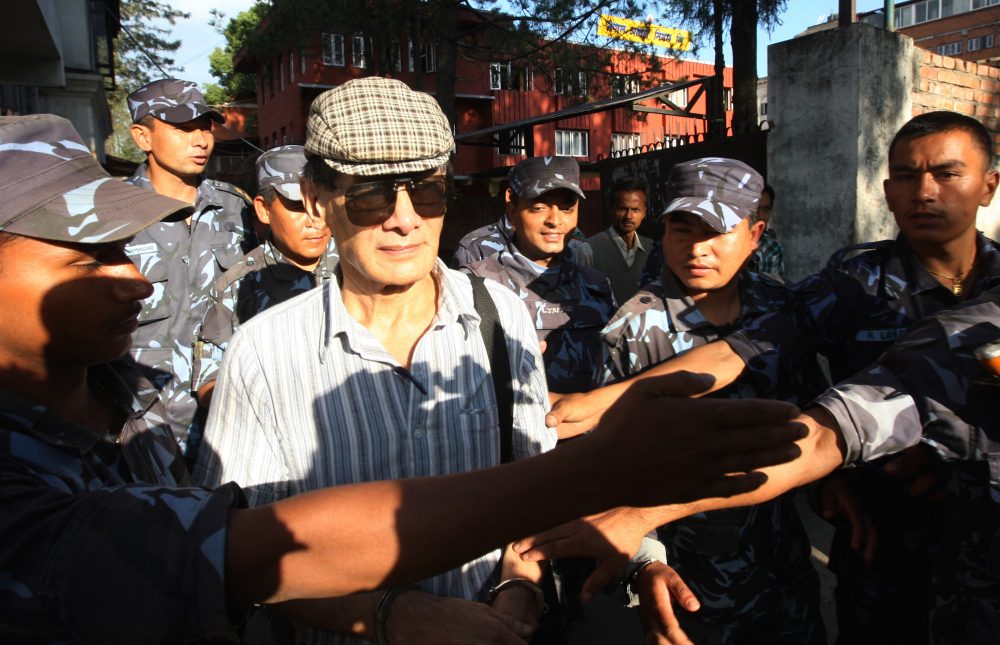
[514,406,844,568]
[225,376,806,606]
[546,341,746,434]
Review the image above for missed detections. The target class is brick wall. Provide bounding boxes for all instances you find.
[913,48,1000,152]
[912,47,1000,238]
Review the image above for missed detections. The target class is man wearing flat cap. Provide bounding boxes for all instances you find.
[124,78,258,458]
[597,157,826,643]
[193,145,337,405]
[197,77,556,643]
[466,156,616,396]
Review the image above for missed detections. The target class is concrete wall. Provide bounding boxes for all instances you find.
[768,23,913,281]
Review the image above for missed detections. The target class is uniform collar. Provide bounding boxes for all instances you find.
[0,361,157,453]
[129,162,224,213]
[659,268,766,334]
[894,231,1000,297]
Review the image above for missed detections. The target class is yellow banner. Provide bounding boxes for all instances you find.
[598,14,692,51]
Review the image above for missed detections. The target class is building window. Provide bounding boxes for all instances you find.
[498,128,526,155]
[556,129,588,157]
[760,101,767,116]
[279,56,286,91]
[383,39,402,72]
[490,63,532,90]
[937,40,963,56]
[723,88,733,111]
[323,33,345,66]
[421,43,436,72]
[611,74,641,97]
[554,68,585,96]
[968,34,995,51]
[301,48,307,75]
[667,85,687,108]
[611,133,641,155]
[352,34,367,68]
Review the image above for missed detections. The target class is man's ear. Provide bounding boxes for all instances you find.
[253,195,271,226]
[130,123,152,153]
[748,219,766,249]
[981,170,999,207]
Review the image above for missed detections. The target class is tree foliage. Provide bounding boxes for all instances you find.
[206,5,267,103]
[105,0,189,161]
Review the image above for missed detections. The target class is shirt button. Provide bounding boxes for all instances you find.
[246,257,256,267]
[413,429,425,439]
[181,256,190,265]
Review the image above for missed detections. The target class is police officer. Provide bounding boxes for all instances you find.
[602,158,826,644]
[193,145,338,404]
[465,156,616,395]
[124,78,258,457]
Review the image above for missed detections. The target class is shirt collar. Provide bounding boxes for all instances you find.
[607,226,645,253]
[322,259,475,356]
[659,268,764,334]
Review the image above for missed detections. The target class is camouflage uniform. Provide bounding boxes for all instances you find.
[816,285,1000,645]
[0,358,245,642]
[193,239,338,390]
[125,163,257,456]
[603,268,827,645]
[725,232,1000,644]
[450,215,594,269]
[465,243,616,393]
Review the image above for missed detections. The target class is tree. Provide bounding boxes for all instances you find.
[206,5,267,103]
[105,0,189,161]
[667,0,786,137]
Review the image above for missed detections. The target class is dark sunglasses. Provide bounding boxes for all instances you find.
[342,176,449,226]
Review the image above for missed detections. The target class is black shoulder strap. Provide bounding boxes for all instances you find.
[468,274,514,464]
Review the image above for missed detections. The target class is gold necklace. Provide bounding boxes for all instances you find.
[923,261,975,296]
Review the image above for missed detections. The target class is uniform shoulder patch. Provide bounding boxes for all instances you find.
[212,180,253,205]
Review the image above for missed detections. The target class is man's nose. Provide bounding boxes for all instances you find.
[113,260,154,301]
[384,187,420,234]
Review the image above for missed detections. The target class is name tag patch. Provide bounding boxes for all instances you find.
[125,242,159,256]
[855,328,906,342]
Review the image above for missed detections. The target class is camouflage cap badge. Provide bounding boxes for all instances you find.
[0,114,192,243]
[661,157,763,233]
[128,78,224,125]
[508,156,586,200]
[306,77,454,177]
[256,145,306,201]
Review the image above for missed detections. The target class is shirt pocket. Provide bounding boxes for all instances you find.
[210,221,247,271]
[129,248,172,325]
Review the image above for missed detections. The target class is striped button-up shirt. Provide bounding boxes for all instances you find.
[196,259,554,644]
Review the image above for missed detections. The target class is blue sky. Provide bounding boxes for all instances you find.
[165,1,890,89]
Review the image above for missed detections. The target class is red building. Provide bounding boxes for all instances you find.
[241,11,733,178]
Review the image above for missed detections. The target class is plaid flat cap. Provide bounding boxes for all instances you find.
[257,145,306,201]
[0,114,192,243]
[128,78,224,125]
[509,156,586,200]
[661,157,763,232]
[305,77,454,176]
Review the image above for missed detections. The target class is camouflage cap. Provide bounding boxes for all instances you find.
[508,156,586,201]
[0,114,192,243]
[661,157,763,232]
[256,145,306,201]
[305,77,453,176]
[127,78,224,125]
